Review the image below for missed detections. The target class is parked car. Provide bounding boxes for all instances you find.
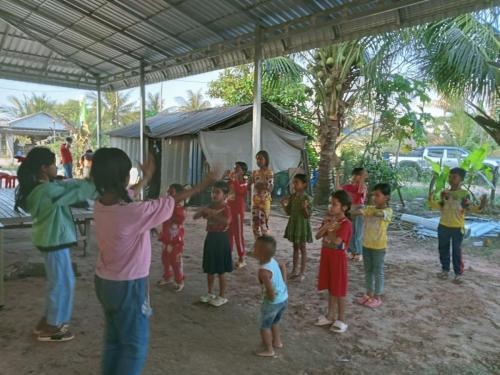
[390,146,500,173]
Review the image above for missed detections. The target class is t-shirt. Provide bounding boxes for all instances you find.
[428,189,472,229]
[341,184,367,206]
[206,203,231,232]
[94,196,175,281]
[60,143,73,164]
[362,206,393,250]
[320,216,352,250]
[260,258,288,305]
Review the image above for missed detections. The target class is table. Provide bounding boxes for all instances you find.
[0,189,93,307]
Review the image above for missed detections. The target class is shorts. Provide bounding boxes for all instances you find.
[317,247,348,297]
[260,300,287,329]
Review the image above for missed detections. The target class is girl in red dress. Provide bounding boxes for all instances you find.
[315,190,352,333]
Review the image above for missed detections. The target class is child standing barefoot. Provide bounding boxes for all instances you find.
[15,147,96,342]
[315,190,352,333]
[92,148,214,375]
[194,181,233,307]
[282,174,312,280]
[253,236,288,357]
[342,167,368,262]
[226,162,249,268]
[251,150,274,237]
[157,184,186,292]
[356,183,393,308]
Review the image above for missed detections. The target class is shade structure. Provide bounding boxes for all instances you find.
[0,0,495,91]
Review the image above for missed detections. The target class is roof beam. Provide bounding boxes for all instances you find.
[0,24,10,52]
[0,48,76,67]
[3,0,141,67]
[53,0,173,59]
[0,59,95,80]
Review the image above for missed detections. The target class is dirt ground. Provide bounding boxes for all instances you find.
[1,208,500,375]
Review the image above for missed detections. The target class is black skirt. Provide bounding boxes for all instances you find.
[203,231,233,275]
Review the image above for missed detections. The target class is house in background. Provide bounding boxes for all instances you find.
[0,112,69,165]
[108,102,310,198]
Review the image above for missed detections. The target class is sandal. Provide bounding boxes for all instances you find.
[199,293,216,303]
[365,298,382,308]
[314,315,333,327]
[209,296,228,307]
[330,320,348,333]
[356,295,371,305]
[174,282,184,292]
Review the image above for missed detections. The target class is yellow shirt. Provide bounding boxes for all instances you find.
[362,206,393,250]
[428,189,475,229]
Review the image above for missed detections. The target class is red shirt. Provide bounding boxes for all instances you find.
[320,216,352,250]
[159,204,185,245]
[206,203,231,232]
[341,184,366,206]
[228,179,248,213]
[60,143,73,164]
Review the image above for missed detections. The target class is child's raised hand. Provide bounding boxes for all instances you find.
[138,153,156,181]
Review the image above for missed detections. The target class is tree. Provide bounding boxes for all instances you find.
[0,93,55,118]
[175,89,211,111]
[147,92,164,115]
[87,90,138,130]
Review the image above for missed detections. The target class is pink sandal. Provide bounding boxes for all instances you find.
[365,298,382,308]
[356,295,371,305]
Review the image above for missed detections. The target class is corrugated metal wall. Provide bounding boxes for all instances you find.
[110,136,141,165]
[160,135,192,193]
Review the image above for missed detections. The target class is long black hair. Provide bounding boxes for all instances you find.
[256,150,270,167]
[91,148,132,203]
[332,189,352,219]
[15,147,56,211]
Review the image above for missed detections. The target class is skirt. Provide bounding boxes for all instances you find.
[318,247,348,297]
[284,216,312,244]
[203,231,233,275]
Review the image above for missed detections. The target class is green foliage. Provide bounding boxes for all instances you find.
[175,89,211,112]
[0,93,56,118]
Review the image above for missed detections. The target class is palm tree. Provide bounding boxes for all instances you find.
[147,92,164,114]
[175,89,211,111]
[88,90,137,129]
[0,93,56,118]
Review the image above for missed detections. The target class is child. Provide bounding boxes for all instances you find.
[281,173,313,280]
[227,161,249,268]
[428,168,487,284]
[157,184,186,291]
[253,181,271,237]
[251,150,274,237]
[194,180,233,307]
[253,235,288,358]
[91,148,215,375]
[15,147,96,342]
[356,183,393,308]
[342,167,368,262]
[315,190,352,333]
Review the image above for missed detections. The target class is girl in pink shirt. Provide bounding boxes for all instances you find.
[91,148,215,375]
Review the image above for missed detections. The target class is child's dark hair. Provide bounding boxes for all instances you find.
[91,148,132,203]
[256,150,270,167]
[373,183,391,197]
[256,235,277,259]
[331,189,352,217]
[235,161,248,173]
[213,180,229,195]
[15,147,56,211]
[352,167,365,176]
[66,136,73,143]
[450,167,466,180]
[294,173,308,184]
[169,183,184,194]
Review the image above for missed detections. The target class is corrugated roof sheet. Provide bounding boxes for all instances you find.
[0,0,495,90]
[108,102,307,139]
[6,112,67,131]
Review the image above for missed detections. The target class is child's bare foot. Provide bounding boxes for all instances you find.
[290,270,300,279]
[273,341,284,349]
[299,274,305,281]
[256,350,276,357]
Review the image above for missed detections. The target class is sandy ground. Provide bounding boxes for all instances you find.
[1,208,500,375]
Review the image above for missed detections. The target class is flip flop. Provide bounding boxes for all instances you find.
[255,350,277,358]
[330,320,348,333]
[356,295,371,305]
[314,315,333,327]
[365,298,382,308]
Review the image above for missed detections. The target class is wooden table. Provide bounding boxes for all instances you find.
[0,189,93,307]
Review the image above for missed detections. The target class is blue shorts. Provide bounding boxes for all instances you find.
[260,300,287,329]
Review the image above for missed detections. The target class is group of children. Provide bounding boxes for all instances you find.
[14,144,486,373]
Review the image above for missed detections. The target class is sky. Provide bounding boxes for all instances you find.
[0,70,224,110]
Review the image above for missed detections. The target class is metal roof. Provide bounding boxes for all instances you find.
[5,112,67,131]
[0,0,495,91]
[108,102,308,138]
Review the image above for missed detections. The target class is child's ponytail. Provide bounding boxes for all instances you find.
[15,147,56,211]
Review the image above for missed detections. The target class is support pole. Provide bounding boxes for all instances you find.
[96,78,102,148]
[251,26,262,171]
[139,62,146,199]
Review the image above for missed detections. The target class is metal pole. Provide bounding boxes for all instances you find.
[96,78,102,148]
[139,62,146,199]
[252,26,262,171]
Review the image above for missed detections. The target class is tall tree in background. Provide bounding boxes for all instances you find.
[88,90,137,130]
[147,92,164,115]
[0,93,55,118]
[175,89,211,112]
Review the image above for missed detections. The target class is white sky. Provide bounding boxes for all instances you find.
[0,70,224,110]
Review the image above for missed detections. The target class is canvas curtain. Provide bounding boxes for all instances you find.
[199,118,306,172]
